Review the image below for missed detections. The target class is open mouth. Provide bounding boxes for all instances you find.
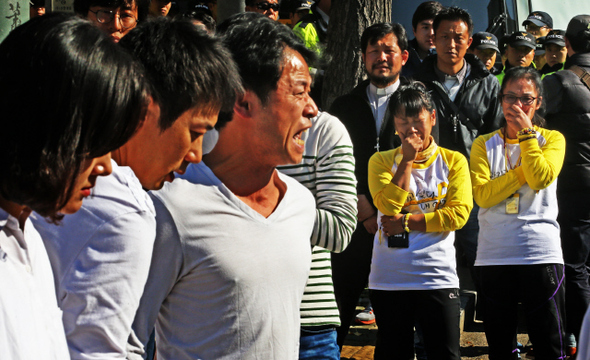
[293,130,305,147]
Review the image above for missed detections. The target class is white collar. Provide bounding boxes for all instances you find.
[368,80,400,97]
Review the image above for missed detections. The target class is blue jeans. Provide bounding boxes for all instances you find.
[299,326,340,360]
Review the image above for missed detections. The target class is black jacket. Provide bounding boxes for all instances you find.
[402,39,425,80]
[329,79,402,201]
[544,52,590,194]
[414,53,503,159]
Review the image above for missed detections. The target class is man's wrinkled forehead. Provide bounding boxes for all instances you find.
[368,32,397,48]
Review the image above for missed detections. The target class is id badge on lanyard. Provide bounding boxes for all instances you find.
[504,134,521,214]
[506,193,519,214]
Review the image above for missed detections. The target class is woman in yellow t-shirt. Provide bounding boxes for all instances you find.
[368,82,473,360]
[470,66,566,359]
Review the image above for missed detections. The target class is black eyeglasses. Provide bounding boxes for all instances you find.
[88,9,138,29]
[255,1,280,11]
[501,94,537,105]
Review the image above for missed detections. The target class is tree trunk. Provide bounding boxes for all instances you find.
[322,0,391,109]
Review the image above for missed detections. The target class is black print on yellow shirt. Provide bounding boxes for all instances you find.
[404,182,448,213]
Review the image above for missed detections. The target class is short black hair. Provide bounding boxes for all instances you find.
[361,22,408,54]
[119,17,242,130]
[74,0,149,23]
[217,12,315,105]
[500,66,546,127]
[433,6,473,36]
[567,31,590,53]
[388,81,435,119]
[412,1,444,31]
[0,13,148,220]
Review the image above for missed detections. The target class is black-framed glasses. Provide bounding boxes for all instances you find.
[88,9,138,29]
[501,94,537,105]
[255,1,280,11]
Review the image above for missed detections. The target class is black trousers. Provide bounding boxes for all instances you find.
[479,264,566,360]
[558,192,590,338]
[331,225,374,348]
[370,288,461,360]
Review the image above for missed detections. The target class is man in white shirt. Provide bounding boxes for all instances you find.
[127,13,318,360]
[33,17,242,360]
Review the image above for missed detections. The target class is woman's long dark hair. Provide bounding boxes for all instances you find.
[0,14,149,221]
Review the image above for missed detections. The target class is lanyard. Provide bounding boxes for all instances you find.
[503,128,521,171]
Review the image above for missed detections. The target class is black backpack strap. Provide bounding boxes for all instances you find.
[429,83,480,131]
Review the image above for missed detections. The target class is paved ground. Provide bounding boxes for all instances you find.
[339,265,534,360]
[340,321,531,360]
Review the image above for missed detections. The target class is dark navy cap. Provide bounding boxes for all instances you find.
[293,0,313,12]
[507,31,536,49]
[545,30,566,47]
[523,11,553,28]
[471,32,500,52]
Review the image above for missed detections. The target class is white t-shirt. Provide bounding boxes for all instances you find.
[0,209,70,360]
[369,148,466,291]
[277,111,358,327]
[33,160,156,359]
[474,130,563,266]
[128,162,315,360]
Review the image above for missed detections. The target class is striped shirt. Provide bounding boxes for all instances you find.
[278,111,357,326]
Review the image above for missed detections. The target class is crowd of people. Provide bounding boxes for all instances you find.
[3,0,590,360]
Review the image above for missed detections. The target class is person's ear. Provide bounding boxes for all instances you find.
[142,96,160,128]
[431,109,437,127]
[401,49,409,66]
[233,90,258,119]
